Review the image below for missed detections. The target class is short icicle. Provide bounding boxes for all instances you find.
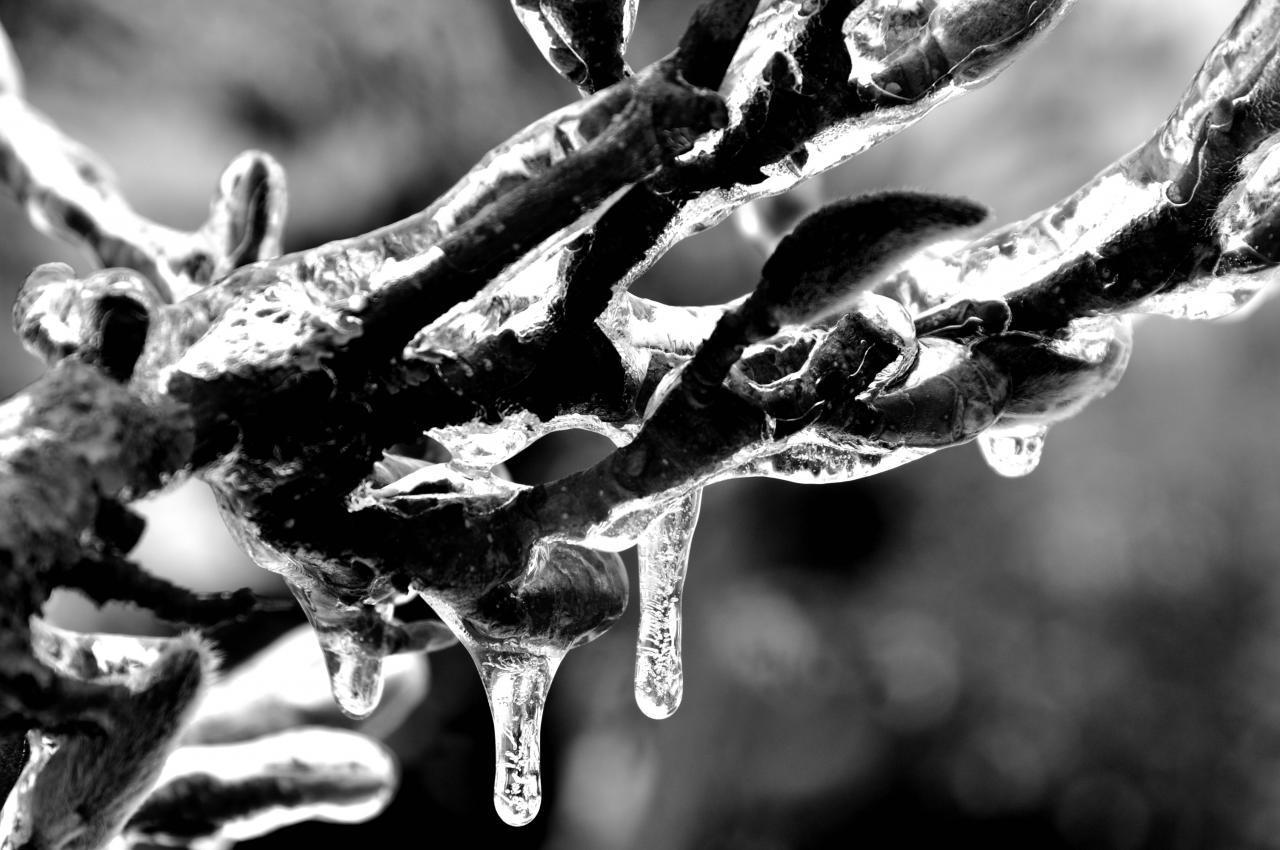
[978,423,1050,478]
[0,733,57,850]
[287,581,391,720]
[421,593,564,827]
[478,647,562,826]
[420,540,628,827]
[634,488,702,719]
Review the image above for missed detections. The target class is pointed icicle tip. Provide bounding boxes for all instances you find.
[481,649,561,826]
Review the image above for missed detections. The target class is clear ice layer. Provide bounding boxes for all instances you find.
[0,733,56,850]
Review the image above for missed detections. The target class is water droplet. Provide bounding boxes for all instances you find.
[634,489,702,719]
[978,424,1049,478]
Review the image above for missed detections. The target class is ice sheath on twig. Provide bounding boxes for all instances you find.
[0,0,1278,840]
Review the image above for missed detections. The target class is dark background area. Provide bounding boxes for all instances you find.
[3,1,1280,848]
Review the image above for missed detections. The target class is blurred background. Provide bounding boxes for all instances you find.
[2,1,1279,848]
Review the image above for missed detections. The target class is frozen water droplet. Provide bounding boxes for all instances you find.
[634,489,702,719]
[419,541,626,826]
[288,582,389,719]
[423,591,563,828]
[0,732,57,850]
[479,649,561,826]
[317,641,386,720]
[978,424,1049,478]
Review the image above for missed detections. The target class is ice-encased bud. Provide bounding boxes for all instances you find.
[974,315,1133,424]
[0,734,56,850]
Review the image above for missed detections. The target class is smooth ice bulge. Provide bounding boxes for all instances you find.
[0,734,56,850]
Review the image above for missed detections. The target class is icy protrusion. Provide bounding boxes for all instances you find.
[422,594,564,827]
[634,489,702,719]
[478,649,561,826]
[186,624,429,745]
[978,423,1049,478]
[0,733,56,850]
[421,541,627,826]
[316,638,385,721]
[510,0,638,93]
[287,582,390,720]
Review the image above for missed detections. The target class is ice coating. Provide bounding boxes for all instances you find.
[13,625,216,850]
[2,0,1280,839]
[891,3,1280,331]
[0,734,55,850]
[734,436,935,486]
[652,0,1078,249]
[634,489,703,719]
[978,423,1049,478]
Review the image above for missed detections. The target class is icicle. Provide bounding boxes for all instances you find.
[478,649,562,826]
[0,733,57,850]
[421,593,563,827]
[316,636,385,721]
[634,489,702,719]
[978,423,1049,478]
[287,582,390,720]
[420,541,627,827]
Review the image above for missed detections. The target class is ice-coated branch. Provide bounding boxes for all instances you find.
[0,70,286,303]
[511,0,639,94]
[1,0,1279,842]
